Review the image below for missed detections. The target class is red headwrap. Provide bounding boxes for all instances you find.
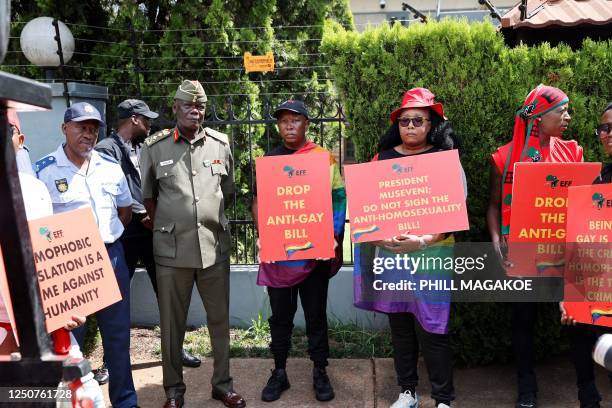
[493,84,581,235]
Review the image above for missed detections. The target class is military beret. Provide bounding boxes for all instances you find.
[174,80,207,104]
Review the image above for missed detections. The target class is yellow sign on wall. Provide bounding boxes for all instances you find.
[244,51,275,73]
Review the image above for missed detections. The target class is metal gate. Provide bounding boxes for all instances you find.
[199,95,349,264]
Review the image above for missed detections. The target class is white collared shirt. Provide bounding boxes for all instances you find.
[36,144,132,243]
[0,172,54,324]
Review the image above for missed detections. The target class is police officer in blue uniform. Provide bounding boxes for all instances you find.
[36,102,138,408]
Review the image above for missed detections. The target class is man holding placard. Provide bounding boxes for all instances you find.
[252,100,346,403]
[0,108,86,356]
[35,102,137,408]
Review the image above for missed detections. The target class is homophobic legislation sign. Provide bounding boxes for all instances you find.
[344,149,468,243]
[255,152,335,262]
[564,184,612,327]
[507,162,601,277]
[29,208,122,332]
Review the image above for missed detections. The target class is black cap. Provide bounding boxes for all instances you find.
[273,99,309,119]
[117,99,159,119]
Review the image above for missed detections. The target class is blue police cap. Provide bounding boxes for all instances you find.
[63,102,105,125]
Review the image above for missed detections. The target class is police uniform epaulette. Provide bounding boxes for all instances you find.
[145,128,172,146]
[205,127,229,145]
[98,152,118,164]
[35,155,56,174]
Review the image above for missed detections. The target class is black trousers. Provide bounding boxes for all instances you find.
[388,312,455,403]
[567,324,608,408]
[121,212,157,296]
[512,302,538,396]
[267,262,330,368]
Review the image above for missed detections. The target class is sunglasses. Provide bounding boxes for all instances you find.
[398,117,430,128]
[596,123,612,137]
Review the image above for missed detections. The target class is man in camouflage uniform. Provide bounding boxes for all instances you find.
[140,80,245,408]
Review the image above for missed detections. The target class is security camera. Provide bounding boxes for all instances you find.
[380,0,386,9]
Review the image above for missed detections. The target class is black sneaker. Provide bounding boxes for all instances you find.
[313,367,335,402]
[516,393,537,408]
[261,368,290,402]
[93,362,109,385]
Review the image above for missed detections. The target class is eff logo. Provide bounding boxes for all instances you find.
[545,174,572,189]
[282,165,307,178]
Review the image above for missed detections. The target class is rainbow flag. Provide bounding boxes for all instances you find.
[591,307,612,323]
[535,259,565,274]
[285,242,314,257]
[352,225,379,241]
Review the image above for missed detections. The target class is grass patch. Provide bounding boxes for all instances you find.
[182,317,393,359]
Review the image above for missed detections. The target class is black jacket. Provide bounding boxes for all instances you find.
[95,131,145,212]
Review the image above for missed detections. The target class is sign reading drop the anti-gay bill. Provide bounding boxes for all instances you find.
[344,150,468,243]
[28,208,122,332]
[256,152,335,262]
[507,163,601,277]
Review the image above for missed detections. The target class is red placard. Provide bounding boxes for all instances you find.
[566,184,611,244]
[344,150,468,243]
[564,184,612,327]
[0,247,17,342]
[563,302,612,328]
[28,208,122,332]
[507,162,601,276]
[256,152,335,262]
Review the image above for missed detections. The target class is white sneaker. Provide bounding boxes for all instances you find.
[437,404,450,408]
[390,390,418,408]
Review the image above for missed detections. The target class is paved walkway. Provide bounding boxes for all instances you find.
[101,357,612,407]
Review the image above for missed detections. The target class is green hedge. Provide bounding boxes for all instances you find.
[322,20,610,242]
[322,20,609,365]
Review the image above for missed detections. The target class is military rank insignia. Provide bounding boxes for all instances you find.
[55,178,69,193]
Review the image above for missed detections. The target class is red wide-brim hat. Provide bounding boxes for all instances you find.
[389,87,446,122]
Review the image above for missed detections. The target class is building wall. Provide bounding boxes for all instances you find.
[350,0,518,30]
[130,266,388,329]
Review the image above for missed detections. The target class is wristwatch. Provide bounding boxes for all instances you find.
[417,237,427,250]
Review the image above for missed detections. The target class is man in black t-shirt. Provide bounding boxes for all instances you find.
[252,100,340,403]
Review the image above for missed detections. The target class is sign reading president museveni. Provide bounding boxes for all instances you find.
[256,152,335,262]
[344,150,468,243]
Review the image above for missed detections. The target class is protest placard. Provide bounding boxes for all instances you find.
[256,152,335,262]
[507,162,601,277]
[563,184,612,327]
[29,208,121,332]
[344,150,468,243]
[0,248,16,341]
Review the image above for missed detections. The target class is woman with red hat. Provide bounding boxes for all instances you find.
[487,84,583,408]
[354,87,464,408]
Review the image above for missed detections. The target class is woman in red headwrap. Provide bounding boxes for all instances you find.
[487,84,583,408]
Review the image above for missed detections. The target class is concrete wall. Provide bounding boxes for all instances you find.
[17,82,108,163]
[130,265,388,330]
